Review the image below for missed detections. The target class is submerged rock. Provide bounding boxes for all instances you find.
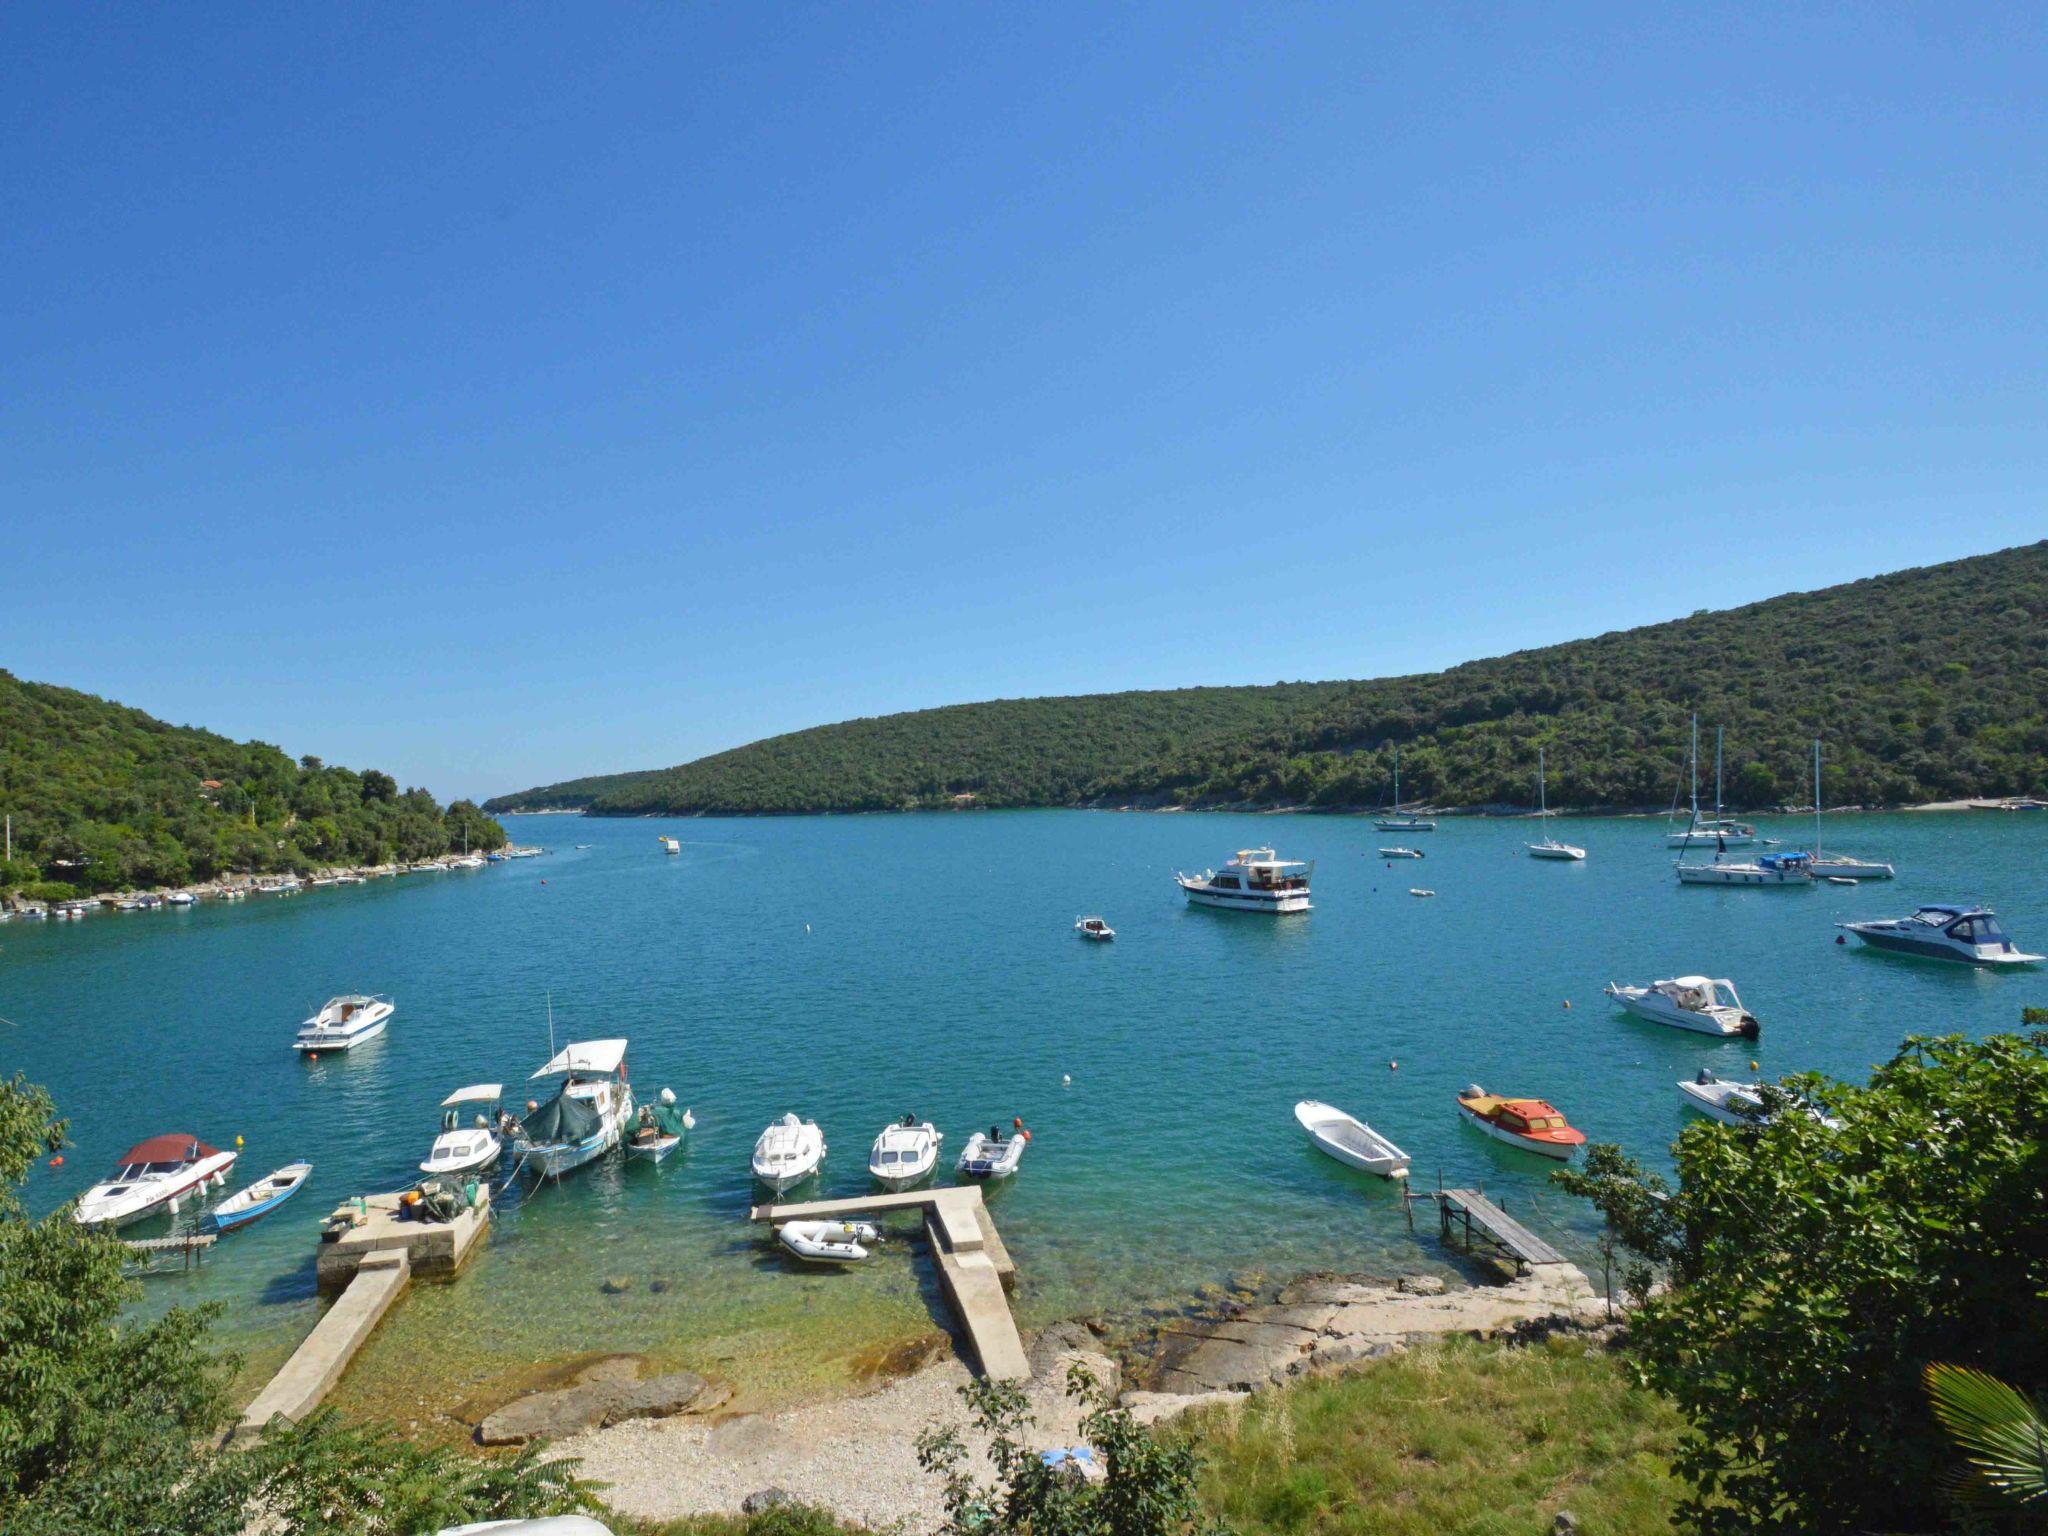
[478,1365,719,1445]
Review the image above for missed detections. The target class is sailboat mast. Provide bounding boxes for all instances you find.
[1538,745,1547,817]
[1392,743,1400,812]
[1814,738,1823,857]
[1714,726,1724,821]
[1690,716,1700,819]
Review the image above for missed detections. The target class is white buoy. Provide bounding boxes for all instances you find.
[683,1108,697,1130]
[1062,1073,1072,1087]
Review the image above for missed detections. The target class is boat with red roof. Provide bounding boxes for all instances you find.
[1455,1085,1587,1160]
[72,1133,238,1228]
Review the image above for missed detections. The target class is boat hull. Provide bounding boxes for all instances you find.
[1610,993,1754,1037]
[1526,842,1585,861]
[1808,858,1894,879]
[1840,927,2043,966]
[628,1135,681,1163]
[1675,864,1810,886]
[1177,882,1311,913]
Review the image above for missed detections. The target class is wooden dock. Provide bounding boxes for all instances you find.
[1431,1188,1565,1273]
[749,1186,1028,1381]
[123,1232,217,1271]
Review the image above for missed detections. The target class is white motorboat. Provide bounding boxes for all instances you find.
[1839,906,2043,967]
[1293,1099,1409,1179]
[1604,976,1760,1037]
[1526,747,1586,860]
[778,1219,880,1264]
[422,1083,505,1176]
[660,837,681,855]
[752,1113,826,1191]
[73,1133,238,1228]
[957,1121,1030,1179]
[1373,743,1436,831]
[510,1039,636,1177]
[166,890,195,906]
[1805,738,1894,879]
[869,1116,943,1189]
[1678,1070,1840,1129]
[293,994,395,1053]
[627,1088,690,1163]
[1175,847,1313,912]
[1075,916,1115,941]
[1379,847,1424,859]
[1408,887,1435,898]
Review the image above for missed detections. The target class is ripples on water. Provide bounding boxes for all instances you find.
[6,809,2042,1414]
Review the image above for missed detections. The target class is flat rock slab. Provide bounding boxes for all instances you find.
[480,1369,714,1445]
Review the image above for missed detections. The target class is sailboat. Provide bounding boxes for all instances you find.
[1806,739,1894,879]
[1675,720,1812,886]
[1526,746,1585,860]
[1373,743,1435,832]
[1665,724,1756,846]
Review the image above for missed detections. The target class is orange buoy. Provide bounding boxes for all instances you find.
[48,1155,63,1167]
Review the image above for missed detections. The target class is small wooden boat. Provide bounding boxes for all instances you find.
[1455,1085,1585,1160]
[628,1091,690,1163]
[1294,1099,1409,1179]
[201,1161,312,1234]
[778,1219,880,1264]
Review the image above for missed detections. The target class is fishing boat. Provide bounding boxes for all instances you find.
[421,1084,505,1176]
[778,1219,880,1264]
[869,1116,943,1189]
[752,1114,826,1190]
[1604,975,1759,1037]
[1806,739,1895,879]
[293,994,395,1053]
[510,1039,636,1177]
[958,1120,1030,1179]
[201,1161,313,1233]
[1454,1086,1585,1160]
[1293,1099,1410,1179]
[1075,916,1115,941]
[1373,743,1436,831]
[1379,846,1423,859]
[1526,747,1586,860]
[1838,906,2043,966]
[73,1134,239,1228]
[627,1089,690,1163]
[1174,847,1313,912]
[1678,1070,1840,1129]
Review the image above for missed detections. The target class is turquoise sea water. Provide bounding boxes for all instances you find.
[5,809,2044,1417]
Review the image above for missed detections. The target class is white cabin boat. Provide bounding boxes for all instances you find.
[1604,976,1760,1037]
[293,994,394,1053]
[422,1083,504,1176]
[660,837,681,855]
[1839,906,2043,967]
[869,1116,943,1190]
[166,890,196,906]
[1373,743,1436,831]
[752,1114,826,1191]
[1075,916,1115,941]
[73,1133,238,1228]
[1678,1070,1840,1129]
[1526,747,1586,860]
[778,1219,880,1264]
[1294,1099,1409,1179]
[958,1122,1029,1179]
[1175,847,1313,912]
[510,1039,636,1177]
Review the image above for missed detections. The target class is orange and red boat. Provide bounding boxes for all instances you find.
[1455,1085,1586,1160]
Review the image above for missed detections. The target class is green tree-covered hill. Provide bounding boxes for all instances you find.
[0,672,504,896]
[489,542,2048,817]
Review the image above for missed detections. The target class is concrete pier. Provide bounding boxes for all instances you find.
[315,1185,490,1293]
[749,1186,1029,1381]
[236,1250,410,1437]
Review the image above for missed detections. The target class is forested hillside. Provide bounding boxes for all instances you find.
[0,672,504,896]
[488,541,2048,816]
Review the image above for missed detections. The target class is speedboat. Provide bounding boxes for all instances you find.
[1678,1070,1840,1129]
[752,1114,826,1191]
[1675,851,1814,886]
[958,1120,1030,1179]
[422,1084,505,1176]
[1294,1099,1409,1179]
[293,994,395,1053]
[778,1219,880,1264]
[73,1134,239,1228]
[1838,906,2043,967]
[869,1116,942,1190]
[1075,916,1115,941]
[1174,847,1313,912]
[509,1039,636,1177]
[202,1161,312,1233]
[627,1088,690,1163]
[1604,976,1760,1037]
[1373,744,1435,831]
[1379,847,1423,859]
[1455,1085,1585,1160]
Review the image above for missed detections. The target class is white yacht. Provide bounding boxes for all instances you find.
[1839,906,2043,967]
[421,1083,505,1177]
[1526,747,1585,860]
[1175,847,1313,912]
[293,994,395,1053]
[1605,976,1760,1037]
[1373,743,1435,832]
[73,1133,238,1228]
[752,1113,826,1191]
[869,1116,943,1190]
[510,1039,636,1177]
[1805,739,1894,879]
[1679,1070,1840,1129]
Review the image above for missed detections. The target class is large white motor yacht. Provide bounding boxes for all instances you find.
[293,994,395,1053]
[1175,847,1313,912]
[510,1040,635,1177]
[1838,906,2043,967]
[1605,976,1760,1037]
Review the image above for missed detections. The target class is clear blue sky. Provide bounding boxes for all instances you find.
[5,8,2043,800]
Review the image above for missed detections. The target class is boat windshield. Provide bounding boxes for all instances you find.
[1949,915,2007,943]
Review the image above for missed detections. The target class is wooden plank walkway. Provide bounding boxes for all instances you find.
[123,1233,217,1271]
[750,1186,1028,1380]
[1435,1188,1565,1272]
